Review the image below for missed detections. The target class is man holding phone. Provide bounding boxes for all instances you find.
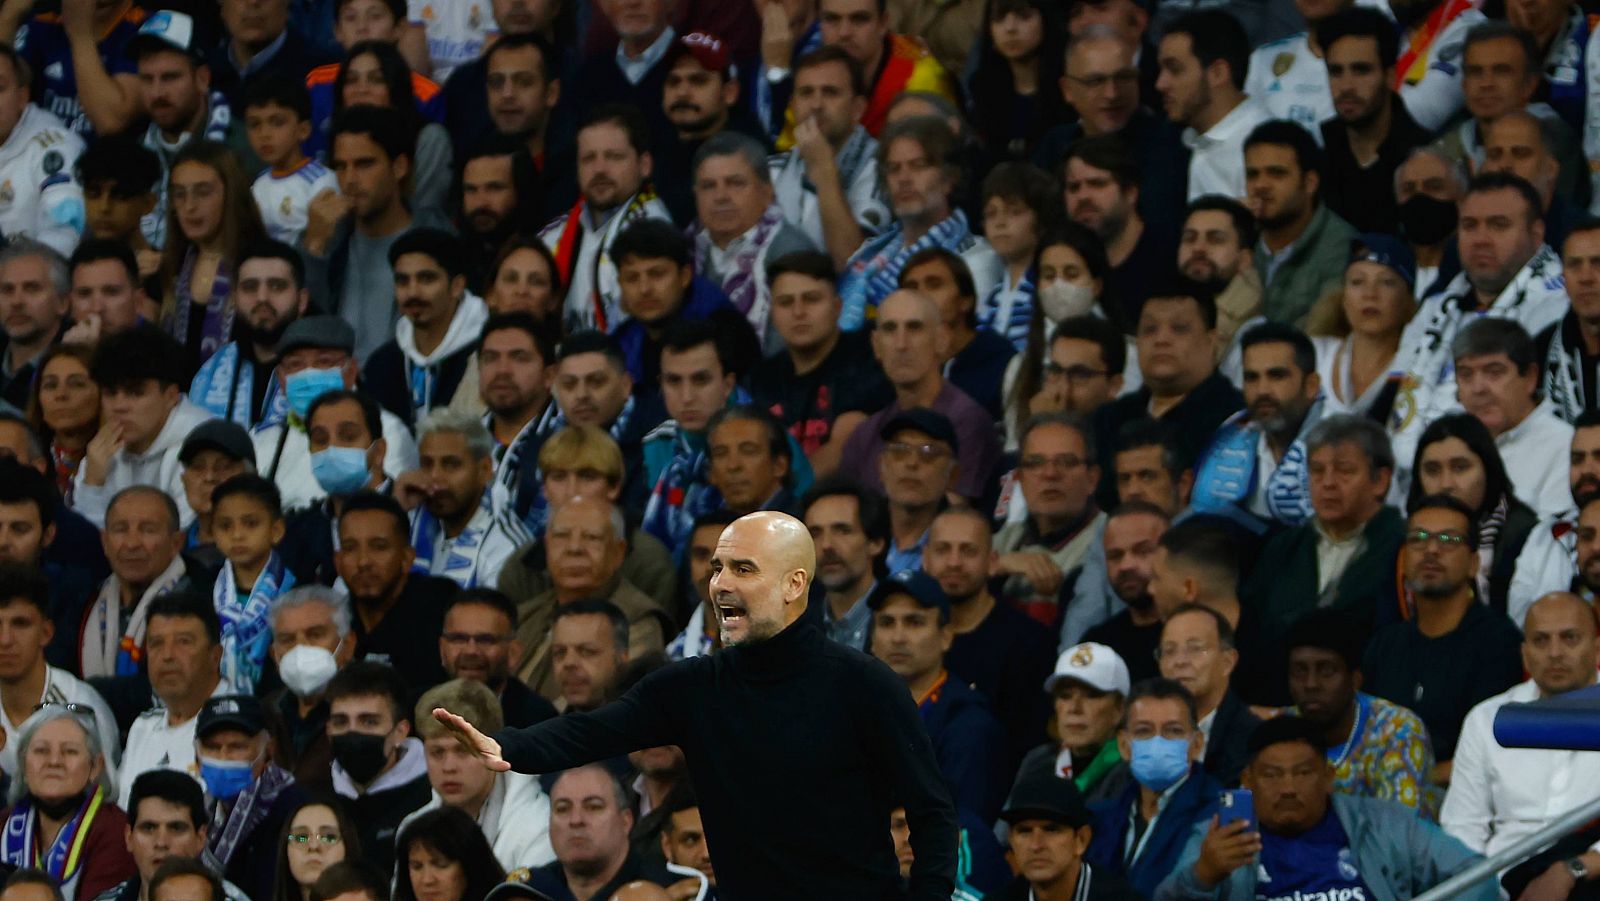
[1155,717,1498,900]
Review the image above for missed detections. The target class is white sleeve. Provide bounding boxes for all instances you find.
[1507,527,1572,629]
[1586,26,1600,214]
[32,134,84,257]
[1439,701,1496,854]
[382,413,420,476]
[1399,14,1476,132]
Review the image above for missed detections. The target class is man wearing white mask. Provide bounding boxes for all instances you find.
[260,585,358,794]
[251,316,417,510]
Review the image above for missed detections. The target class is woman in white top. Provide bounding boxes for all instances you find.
[1304,234,1419,420]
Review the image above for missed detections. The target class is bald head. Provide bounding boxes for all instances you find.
[878,290,940,326]
[550,494,626,542]
[611,883,673,901]
[1523,591,1600,697]
[709,512,815,647]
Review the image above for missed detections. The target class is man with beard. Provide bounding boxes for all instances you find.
[189,241,308,429]
[1318,10,1433,234]
[1540,223,1600,421]
[538,105,673,334]
[802,478,886,652]
[1081,503,1169,684]
[1509,413,1600,621]
[1063,136,1177,330]
[1244,120,1357,326]
[922,506,1054,769]
[655,32,771,224]
[1192,322,1325,529]
[1243,0,1359,132]
[1483,111,1577,252]
[440,588,556,729]
[0,240,69,410]
[335,491,455,691]
[1155,11,1269,203]
[1395,147,1467,299]
[1362,494,1523,781]
[405,410,532,590]
[458,139,542,295]
[1176,197,1260,351]
[480,34,570,219]
[477,313,556,530]
[65,239,150,349]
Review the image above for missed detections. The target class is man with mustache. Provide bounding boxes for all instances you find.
[1081,503,1170,685]
[1176,198,1260,351]
[802,477,886,652]
[1191,322,1324,529]
[1508,412,1600,624]
[1317,10,1433,234]
[1362,494,1523,786]
[439,589,557,729]
[187,241,308,429]
[1443,591,1600,900]
[1243,120,1357,326]
[655,32,772,224]
[405,409,532,590]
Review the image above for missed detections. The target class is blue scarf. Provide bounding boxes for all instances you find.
[838,210,975,331]
[215,552,294,692]
[1191,399,1321,527]
[641,426,722,559]
[1,785,105,890]
[410,491,494,588]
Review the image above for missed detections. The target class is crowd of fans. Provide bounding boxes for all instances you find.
[0,0,1592,897]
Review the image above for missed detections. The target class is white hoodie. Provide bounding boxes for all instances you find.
[394,291,489,413]
[396,769,555,873]
[71,397,215,528]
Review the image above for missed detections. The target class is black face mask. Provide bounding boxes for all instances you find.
[31,790,87,820]
[331,732,390,785]
[1398,194,1458,246]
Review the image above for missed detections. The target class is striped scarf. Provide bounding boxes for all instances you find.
[1,785,107,895]
[641,426,722,559]
[688,203,787,332]
[839,210,974,331]
[214,552,294,693]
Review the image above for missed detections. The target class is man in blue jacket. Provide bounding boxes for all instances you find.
[1086,678,1222,897]
[1155,716,1497,900]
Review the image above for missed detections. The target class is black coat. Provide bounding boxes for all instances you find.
[1203,690,1260,787]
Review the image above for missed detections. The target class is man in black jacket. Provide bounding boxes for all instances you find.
[434,511,958,899]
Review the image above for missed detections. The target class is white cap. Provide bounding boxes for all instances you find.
[134,10,199,58]
[1044,642,1131,696]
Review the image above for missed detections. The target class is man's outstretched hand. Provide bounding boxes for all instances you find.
[432,707,511,772]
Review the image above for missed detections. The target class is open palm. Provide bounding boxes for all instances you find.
[432,707,511,772]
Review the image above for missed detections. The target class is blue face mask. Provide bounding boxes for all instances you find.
[199,756,254,802]
[311,445,371,496]
[1129,736,1191,791]
[285,367,345,420]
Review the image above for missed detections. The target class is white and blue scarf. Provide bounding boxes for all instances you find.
[838,210,976,331]
[411,491,526,588]
[1192,399,1322,527]
[1,785,107,896]
[215,552,294,693]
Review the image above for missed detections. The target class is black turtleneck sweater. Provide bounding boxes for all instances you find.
[493,618,957,899]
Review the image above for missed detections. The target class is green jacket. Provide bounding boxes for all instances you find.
[1244,506,1404,641]
[1256,201,1357,326]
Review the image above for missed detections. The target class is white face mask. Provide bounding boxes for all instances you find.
[278,642,340,698]
[1037,280,1097,323]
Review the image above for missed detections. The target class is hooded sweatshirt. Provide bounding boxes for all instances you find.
[363,292,489,426]
[395,769,555,872]
[72,398,215,528]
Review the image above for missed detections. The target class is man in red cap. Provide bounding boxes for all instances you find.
[654,31,773,223]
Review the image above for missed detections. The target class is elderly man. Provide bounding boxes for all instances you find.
[0,240,69,410]
[251,315,418,511]
[197,694,309,901]
[513,497,671,698]
[261,585,358,794]
[689,132,815,348]
[404,409,531,589]
[655,32,769,222]
[837,291,1000,500]
[1158,605,1259,788]
[435,511,960,898]
[523,764,675,899]
[82,487,198,680]
[1481,110,1576,251]
[875,409,961,574]
[120,592,228,807]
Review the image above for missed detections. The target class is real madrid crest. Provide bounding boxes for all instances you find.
[0,180,17,209]
[1070,644,1094,667]
[469,4,482,28]
[1272,52,1294,77]
[279,195,292,216]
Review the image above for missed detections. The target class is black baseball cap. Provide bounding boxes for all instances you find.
[866,569,952,623]
[196,695,266,739]
[482,881,555,901]
[179,420,256,467]
[278,315,356,356]
[879,407,959,454]
[1000,770,1092,827]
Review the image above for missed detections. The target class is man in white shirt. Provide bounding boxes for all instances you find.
[0,46,84,257]
[1244,0,1357,132]
[1508,418,1600,625]
[120,592,228,807]
[406,408,531,589]
[1156,10,1270,200]
[1442,591,1600,897]
[1453,317,1575,518]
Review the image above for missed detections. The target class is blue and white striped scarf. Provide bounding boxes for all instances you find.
[641,426,722,560]
[977,268,1036,353]
[838,209,975,331]
[215,552,294,693]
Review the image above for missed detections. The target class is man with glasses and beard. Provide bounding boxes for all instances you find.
[188,241,310,429]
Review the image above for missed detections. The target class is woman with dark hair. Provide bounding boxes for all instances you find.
[28,344,99,500]
[274,796,363,901]
[1404,413,1537,619]
[966,0,1070,166]
[393,807,505,901]
[333,41,453,217]
[484,235,565,329]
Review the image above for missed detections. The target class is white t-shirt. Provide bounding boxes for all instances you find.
[252,159,337,246]
[407,0,496,82]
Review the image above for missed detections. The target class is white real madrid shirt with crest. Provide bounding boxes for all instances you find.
[408,0,495,82]
[252,158,337,246]
[1244,0,1392,138]
[117,678,233,808]
[0,103,83,257]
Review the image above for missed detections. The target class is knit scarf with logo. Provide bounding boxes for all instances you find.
[83,555,188,678]
[1,784,107,894]
[688,204,787,330]
[214,552,295,693]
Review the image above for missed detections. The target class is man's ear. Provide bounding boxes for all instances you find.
[40,522,55,549]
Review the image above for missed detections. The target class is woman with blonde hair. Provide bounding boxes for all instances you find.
[1304,234,1418,420]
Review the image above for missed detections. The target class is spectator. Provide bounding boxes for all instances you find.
[1155,716,1495,899]
[400,679,554,872]
[1508,416,1600,623]
[195,694,308,901]
[0,457,96,673]
[537,106,672,335]
[242,78,337,248]
[1283,609,1434,812]
[1074,501,1171,681]
[1362,494,1523,778]
[334,493,455,690]
[704,406,796,516]
[868,569,1008,823]
[653,32,770,223]
[1,0,146,138]
[1481,110,1575,251]
[392,806,506,901]
[837,291,1001,500]
[544,601,636,714]
[273,797,360,901]
[1012,313,1127,454]
[994,413,1104,627]
[1442,24,1563,173]
[102,770,250,901]
[1243,121,1357,327]
[899,246,1017,420]
[1241,0,1353,131]
[747,252,892,480]
[1452,317,1574,519]
[0,706,133,900]
[1062,136,1176,330]
[30,344,100,501]
[966,163,1053,357]
[1085,679,1222,898]
[1316,10,1432,233]
[307,861,387,901]
[812,0,956,140]
[474,314,556,529]
[0,242,70,411]
[655,786,714,896]
[250,316,418,511]
[186,241,308,429]
[176,421,254,574]
[992,769,1140,899]
[1156,12,1266,203]
[801,478,886,651]
[478,35,570,221]
[365,230,489,424]
[1542,222,1600,422]
[1177,198,1260,350]
[1302,234,1415,420]
[119,592,227,808]
[512,500,671,699]
[0,55,82,257]
[304,106,450,362]
[145,860,223,901]
[873,409,958,574]
[1020,642,1131,802]
[438,590,556,729]
[664,510,733,660]
[1157,605,1259,788]
[403,409,530,589]
[207,475,294,693]
[263,586,359,793]
[278,390,394,585]
[966,0,1070,168]
[80,487,197,680]
[73,137,161,281]
[322,43,451,218]
[522,765,673,901]
[1393,147,1466,299]
[455,139,541,297]
[325,661,429,876]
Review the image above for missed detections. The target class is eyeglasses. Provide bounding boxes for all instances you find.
[442,632,513,647]
[1063,68,1139,91]
[1154,642,1219,662]
[1042,363,1109,384]
[1404,529,1469,549]
[286,832,342,846]
[1018,454,1088,472]
[884,442,951,464]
